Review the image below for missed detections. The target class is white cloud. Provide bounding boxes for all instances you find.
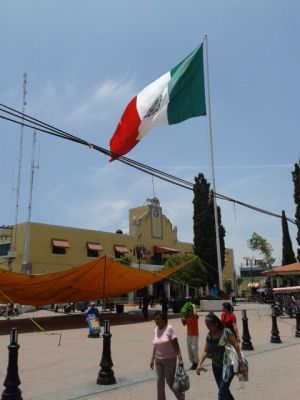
[28,77,137,132]
[64,78,137,126]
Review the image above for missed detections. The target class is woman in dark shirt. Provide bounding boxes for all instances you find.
[196,313,245,400]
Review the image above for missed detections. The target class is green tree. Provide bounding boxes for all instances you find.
[193,173,226,287]
[248,233,276,289]
[118,255,131,266]
[247,232,275,267]
[292,161,300,261]
[281,210,296,265]
[164,254,207,298]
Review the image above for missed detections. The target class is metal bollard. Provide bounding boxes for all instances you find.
[241,309,254,350]
[270,305,282,343]
[97,320,116,385]
[1,328,23,400]
[294,310,300,338]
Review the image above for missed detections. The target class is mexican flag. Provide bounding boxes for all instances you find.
[110,44,206,158]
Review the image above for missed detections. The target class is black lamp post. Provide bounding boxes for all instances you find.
[270,305,281,343]
[1,328,23,400]
[97,320,116,385]
[241,310,254,350]
[294,309,300,338]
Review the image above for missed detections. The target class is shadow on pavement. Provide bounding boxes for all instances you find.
[0,310,179,335]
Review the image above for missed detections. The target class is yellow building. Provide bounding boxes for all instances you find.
[0,198,235,296]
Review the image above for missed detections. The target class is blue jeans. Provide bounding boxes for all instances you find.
[212,365,235,400]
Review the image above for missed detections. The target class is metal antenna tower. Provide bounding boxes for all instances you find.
[11,73,28,253]
[151,175,156,198]
[22,128,38,273]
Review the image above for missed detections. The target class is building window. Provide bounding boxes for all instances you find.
[114,245,129,259]
[87,242,103,258]
[0,243,10,256]
[52,239,70,255]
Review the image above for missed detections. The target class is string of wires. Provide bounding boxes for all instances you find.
[0,102,296,225]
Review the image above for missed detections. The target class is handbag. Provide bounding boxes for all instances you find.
[222,329,249,382]
[173,365,190,393]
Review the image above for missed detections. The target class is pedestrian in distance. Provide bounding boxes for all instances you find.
[5,303,14,319]
[230,289,236,306]
[196,313,245,400]
[149,294,156,308]
[181,303,199,370]
[150,310,185,400]
[221,302,240,342]
[142,294,149,320]
[160,295,169,314]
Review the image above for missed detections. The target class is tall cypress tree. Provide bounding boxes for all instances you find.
[292,161,300,262]
[281,210,296,265]
[193,173,226,287]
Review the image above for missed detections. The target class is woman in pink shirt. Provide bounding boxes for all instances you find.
[150,310,185,400]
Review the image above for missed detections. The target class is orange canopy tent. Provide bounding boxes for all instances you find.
[0,257,192,306]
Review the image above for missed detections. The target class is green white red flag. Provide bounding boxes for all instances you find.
[110,44,206,158]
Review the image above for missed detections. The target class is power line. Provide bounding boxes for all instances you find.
[0,103,296,225]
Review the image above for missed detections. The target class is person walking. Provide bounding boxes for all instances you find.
[196,313,245,400]
[160,295,169,314]
[221,302,240,342]
[150,310,185,400]
[149,294,156,308]
[181,304,199,370]
[5,303,14,319]
[230,290,236,306]
[142,295,149,320]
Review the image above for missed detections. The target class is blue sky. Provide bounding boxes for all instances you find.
[1,0,299,271]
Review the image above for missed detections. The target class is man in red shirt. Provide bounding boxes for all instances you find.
[181,304,199,370]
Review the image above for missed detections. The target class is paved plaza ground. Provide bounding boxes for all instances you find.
[0,303,299,399]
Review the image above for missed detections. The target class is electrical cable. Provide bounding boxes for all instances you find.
[0,103,296,224]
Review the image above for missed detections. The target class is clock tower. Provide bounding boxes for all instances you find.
[149,197,163,239]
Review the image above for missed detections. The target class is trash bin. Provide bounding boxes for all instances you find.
[116,304,124,314]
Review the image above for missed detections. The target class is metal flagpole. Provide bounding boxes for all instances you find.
[203,34,223,291]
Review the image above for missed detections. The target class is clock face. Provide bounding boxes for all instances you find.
[153,209,160,218]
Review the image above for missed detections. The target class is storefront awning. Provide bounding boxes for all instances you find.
[114,245,129,253]
[52,239,70,248]
[153,246,179,254]
[87,243,103,251]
